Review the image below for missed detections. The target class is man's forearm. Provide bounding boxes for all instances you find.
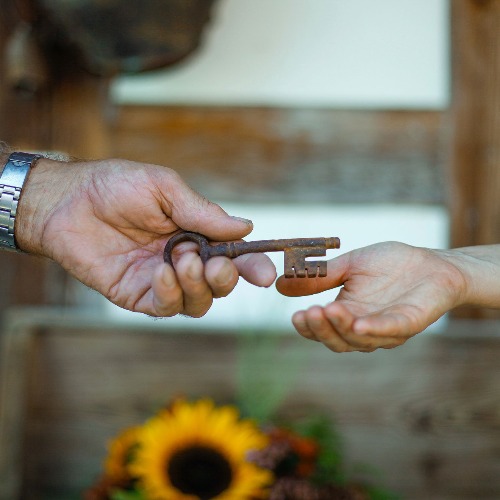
[0,148,75,256]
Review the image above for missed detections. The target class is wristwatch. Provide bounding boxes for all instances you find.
[0,152,42,251]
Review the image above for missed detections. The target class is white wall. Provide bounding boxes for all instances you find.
[112,0,450,109]
[106,0,450,330]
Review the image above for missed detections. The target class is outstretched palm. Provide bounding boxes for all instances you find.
[277,242,466,351]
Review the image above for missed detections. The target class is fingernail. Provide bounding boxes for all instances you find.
[187,258,203,281]
[231,216,253,225]
[215,260,234,286]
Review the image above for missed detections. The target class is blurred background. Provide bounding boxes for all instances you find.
[0,0,499,498]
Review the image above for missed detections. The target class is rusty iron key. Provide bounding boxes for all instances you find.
[163,231,340,278]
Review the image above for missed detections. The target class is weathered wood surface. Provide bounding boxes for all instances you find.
[448,0,500,319]
[0,324,37,500]
[111,106,445,205]
[1,309,500,499]
[0,5,111,313]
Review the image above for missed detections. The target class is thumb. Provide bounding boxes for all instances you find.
[168,177,253,241]
[276,253,350,296]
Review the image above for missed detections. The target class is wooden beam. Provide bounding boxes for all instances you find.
[111,106,445,205]
[0,323,36,500]
[2,308,500,498]
[0,3,110,311]
[449,0,500,318]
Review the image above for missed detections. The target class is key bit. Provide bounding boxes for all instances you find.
[163,231,340,278]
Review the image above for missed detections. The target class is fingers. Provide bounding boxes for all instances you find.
[233,253,277,288]
[151,254,241,318]
[276,254,350,297]
[292,302,411,353]
[151,263,184,316]
[204,257,240,298]
[151,237,277,317]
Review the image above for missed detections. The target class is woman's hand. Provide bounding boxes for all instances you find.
[277,242,472,352]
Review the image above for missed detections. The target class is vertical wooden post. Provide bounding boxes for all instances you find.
[449,0,500,318]
[0,321,36,500]
[0,2,111,312]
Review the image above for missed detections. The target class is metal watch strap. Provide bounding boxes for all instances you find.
[0,152,42,251]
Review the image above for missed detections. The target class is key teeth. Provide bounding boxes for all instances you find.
[306,266,316,278]
[285,262,327,278]
[306,261,326,278]
[316,261,327,277]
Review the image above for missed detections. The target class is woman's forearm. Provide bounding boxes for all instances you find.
[439,245,500,309]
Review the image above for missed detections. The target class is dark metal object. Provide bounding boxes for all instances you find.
[13,0,218,77]
[163,231,341,278]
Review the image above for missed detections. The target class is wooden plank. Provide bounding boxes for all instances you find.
[0,324,37,500]
[0,3,53,310]
[0,3,110,312]
[2,309,500,499]
[48,75,111,160]
[110,106,445,205]
[448,0,500,318]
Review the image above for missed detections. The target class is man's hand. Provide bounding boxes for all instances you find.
[277,242,470,352]
[16,157,276,317]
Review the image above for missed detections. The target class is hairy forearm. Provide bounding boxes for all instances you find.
[439,245,500,309]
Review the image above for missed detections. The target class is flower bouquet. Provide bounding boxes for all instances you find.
[85,398,396,500]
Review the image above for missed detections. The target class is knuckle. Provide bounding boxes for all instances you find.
[326,343,350,353]
[183,297,213,318]
[383,339,405,350]
[154,297,183,318]
[184,306,210,318]
[359,346,376,353]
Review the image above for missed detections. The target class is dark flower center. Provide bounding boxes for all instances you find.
[275,452,300,478]
[168,445,233,499]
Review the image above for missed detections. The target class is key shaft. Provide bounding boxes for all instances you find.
[163,231,341,278]
[206,237,340,259]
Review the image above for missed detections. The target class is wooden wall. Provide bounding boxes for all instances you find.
[0,4,110,312]
[0,2,500,499]
[447,0,500,319]
[2,0,499,317]
[110,106,445,205]
[1,311,500,499]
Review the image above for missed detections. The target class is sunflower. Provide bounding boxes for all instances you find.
[129,399,273,499]
[104,425,141,481]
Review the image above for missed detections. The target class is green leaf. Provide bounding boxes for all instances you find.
[110,488,145,500]
[291,415,345,485]
[364,484,402,500]
[234,329,306,423]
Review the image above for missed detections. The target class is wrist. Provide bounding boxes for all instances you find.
[438,246,500,309]
[15,156,72,255]
[441,245,500,309]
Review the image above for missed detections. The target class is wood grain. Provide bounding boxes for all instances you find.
[448,0,500,319]
[0,325,36,500]
[110,106,445,205]
[0,4,110,313]
[1,309,499,499]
